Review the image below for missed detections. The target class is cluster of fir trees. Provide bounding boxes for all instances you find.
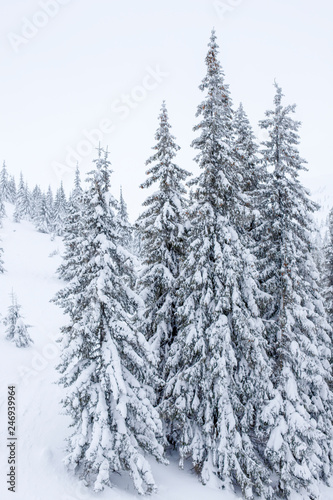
[324,209,333,332]
[0,160,72,236]
[55,31,333,500]
[0,191,4,274]
[0,161,15,271]
[55,149,166,495]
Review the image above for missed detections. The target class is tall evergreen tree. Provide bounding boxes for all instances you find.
[53,181,67,235]
[0,193,5,273]
[24,182,31,217]
[35,193,53,233]
[324,207,333,332]
[0,161,11,202]
[233,103,264,234]
[55,148,166,494]
[119,186,128,223]
[70,164,83,203]
[118,186,132,248]
[136,101,190,398]
[257,83,333,499]
[35,194,47,233]
[45,185,55,232]
[233,103,259,194]
[116,186,139,296]
[0,193,5,223]
[0,244,4,274]
[13,173,30,222]
[57,199,83,282]
[8,175,16,204]
[162,31,273,499]
[58,170,84,283]
[46,185,54,211]
[30,184,43,222]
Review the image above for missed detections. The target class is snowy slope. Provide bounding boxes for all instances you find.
[0,204,332,500]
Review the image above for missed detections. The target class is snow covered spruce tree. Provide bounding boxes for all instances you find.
[53,181,67,235]
[0,193,5,223]
[69,164,83,205]
[57,169,85,283]
[118,187,132,248]
[55,147,166,494]
[233,103,264,234]
[8,175,16,204]
[233,102,260,195]
[0,161,12,203]
[0,195,4,273]
[13,173,30,222]
[0,244,4,273]
[4,292,33,347]
[136,101,190,399]
[0,228,4,274]
[119,186,128,223]
[324,207,333,334]
[46,184,54,214]
[116,187,140,296]
[30,184,42,221]
[257,83,333,499]
[35,193,53,233]
[161,31,273,499]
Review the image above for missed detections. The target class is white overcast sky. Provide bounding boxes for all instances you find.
[1,0,332,219]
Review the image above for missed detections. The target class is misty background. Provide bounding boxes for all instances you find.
[0,0,332,219]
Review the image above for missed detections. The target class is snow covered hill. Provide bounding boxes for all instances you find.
[0,204,332,500]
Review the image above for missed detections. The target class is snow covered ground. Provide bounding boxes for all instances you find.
[0,203,332,500]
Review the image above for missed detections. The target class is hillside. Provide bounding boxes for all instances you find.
[0,203,332,500]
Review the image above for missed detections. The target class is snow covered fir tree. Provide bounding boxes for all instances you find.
[0,193,4,273]
[161,31,274,499]
[118,186,132,249]
[69,164,83,205]
[324,207,333,333]
[136,101,190,401]
[0,240,4,275]
[0,160,16,203]
[0,243,4,274]
[54,148,166,494]
[232,102,264,234]
[0,28,332,500]
[13,172,30,222]
[53,181,67,236]
[4,292,33,347]
[0,191,6,221]
[255,83,333,499]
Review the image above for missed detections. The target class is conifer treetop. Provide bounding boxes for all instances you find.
[119,186,129,223]
[140,101,188,193]
[190,29,241,217]
[260,82,308,180]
